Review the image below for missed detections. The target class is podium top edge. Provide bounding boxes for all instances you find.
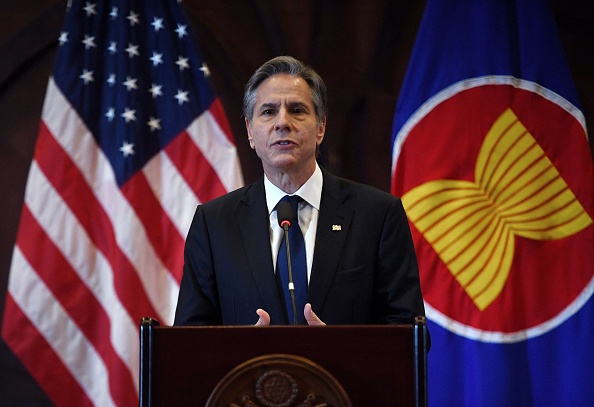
[140,316,427,329]
[141,323,421,331]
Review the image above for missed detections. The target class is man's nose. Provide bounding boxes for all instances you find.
[274,108,291,132]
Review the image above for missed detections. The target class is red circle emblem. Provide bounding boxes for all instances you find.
[393,78,594,340]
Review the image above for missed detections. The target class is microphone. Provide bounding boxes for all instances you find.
[276,201,299,325]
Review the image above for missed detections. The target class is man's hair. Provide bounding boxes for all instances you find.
[243,56,328,124]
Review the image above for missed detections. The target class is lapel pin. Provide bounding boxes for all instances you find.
[332,224,341,231]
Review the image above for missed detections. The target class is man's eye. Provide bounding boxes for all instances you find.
[262,109,275,115]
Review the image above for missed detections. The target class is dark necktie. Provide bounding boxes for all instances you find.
[276,195,308,324]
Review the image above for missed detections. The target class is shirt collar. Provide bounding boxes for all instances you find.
[265,162,323,214]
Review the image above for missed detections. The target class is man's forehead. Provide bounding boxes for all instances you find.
[255,74,313,105]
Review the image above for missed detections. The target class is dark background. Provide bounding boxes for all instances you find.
[1,1,593,404]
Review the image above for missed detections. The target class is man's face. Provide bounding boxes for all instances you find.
[245,74,325,177]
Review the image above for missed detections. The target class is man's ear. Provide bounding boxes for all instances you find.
[245,117,254,149]
[316,116,327,145]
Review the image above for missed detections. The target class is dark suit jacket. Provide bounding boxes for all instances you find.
[174,168,425,326]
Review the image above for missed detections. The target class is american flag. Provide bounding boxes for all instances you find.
[1,1,243,405]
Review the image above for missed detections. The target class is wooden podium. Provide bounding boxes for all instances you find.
[139,317,428,407]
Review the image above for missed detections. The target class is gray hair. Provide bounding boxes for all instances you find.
[243,56,328,124]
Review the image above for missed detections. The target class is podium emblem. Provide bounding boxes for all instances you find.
[206,354,352,407]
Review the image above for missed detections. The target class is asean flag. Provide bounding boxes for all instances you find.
[391,1,594,406]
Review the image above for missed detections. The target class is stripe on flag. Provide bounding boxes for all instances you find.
[1,1,244,406]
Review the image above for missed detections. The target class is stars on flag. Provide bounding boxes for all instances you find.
[106,107,115,122]
[151,17,164,31]
[121,107,137,123]
[149,84,163,98]
[74,3,197,106]
[62,1,216,169]
[83,2,97,17]
[199,63,210,77]
[175,56,190,71]
[125,43,140,58]
[58,32,68,46]
[150,52,164,66]
[175,24,188,38]
[122,76,138,91]
[119,140,135,157]
[80,69,94,84]
[127,10,140,26]
[147,117,161,132]
[82,35,96,49]
[174,90,189,105]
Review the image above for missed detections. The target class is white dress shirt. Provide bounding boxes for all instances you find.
[265,163,323,284]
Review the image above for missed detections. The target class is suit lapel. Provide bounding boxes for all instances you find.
[236,179,287,323]
[308,170,354,311]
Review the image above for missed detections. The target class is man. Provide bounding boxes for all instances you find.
[174,56,425,326]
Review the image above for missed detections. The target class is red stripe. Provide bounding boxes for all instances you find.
[16,205,138,407]
[165,129,227,203]
[121,171,185,283]
[34,121,162,322]
[2,294,95,407]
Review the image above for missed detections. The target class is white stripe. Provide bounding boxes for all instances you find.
[186,110,244,193]
[8,248,117,407]
[24,161,140,391]
[391,75,588,175]
[42,78,179,323]
[143,151,200,239]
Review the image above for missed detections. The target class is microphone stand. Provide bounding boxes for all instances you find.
[281,221,299,325]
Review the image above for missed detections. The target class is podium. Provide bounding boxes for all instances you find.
[139,317,428,406]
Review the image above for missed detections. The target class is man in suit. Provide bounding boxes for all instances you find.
[174,56,425,326]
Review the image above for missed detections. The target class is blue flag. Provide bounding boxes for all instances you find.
[391,1,594,406]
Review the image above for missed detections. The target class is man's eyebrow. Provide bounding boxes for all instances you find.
[287,100,309,109]
[260,102,279,107]
[257,101,279,110]
[257,100,310,111]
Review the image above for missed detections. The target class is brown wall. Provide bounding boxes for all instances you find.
[1,1,593,404]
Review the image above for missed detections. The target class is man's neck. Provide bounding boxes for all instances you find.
[264,162,316,194]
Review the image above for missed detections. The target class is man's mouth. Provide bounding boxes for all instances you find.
[275,140,294,146]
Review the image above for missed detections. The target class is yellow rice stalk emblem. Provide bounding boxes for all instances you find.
[403,108,592,311]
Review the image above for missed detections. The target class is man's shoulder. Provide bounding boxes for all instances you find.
[321,168,400,204]
[201,177,264,210]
